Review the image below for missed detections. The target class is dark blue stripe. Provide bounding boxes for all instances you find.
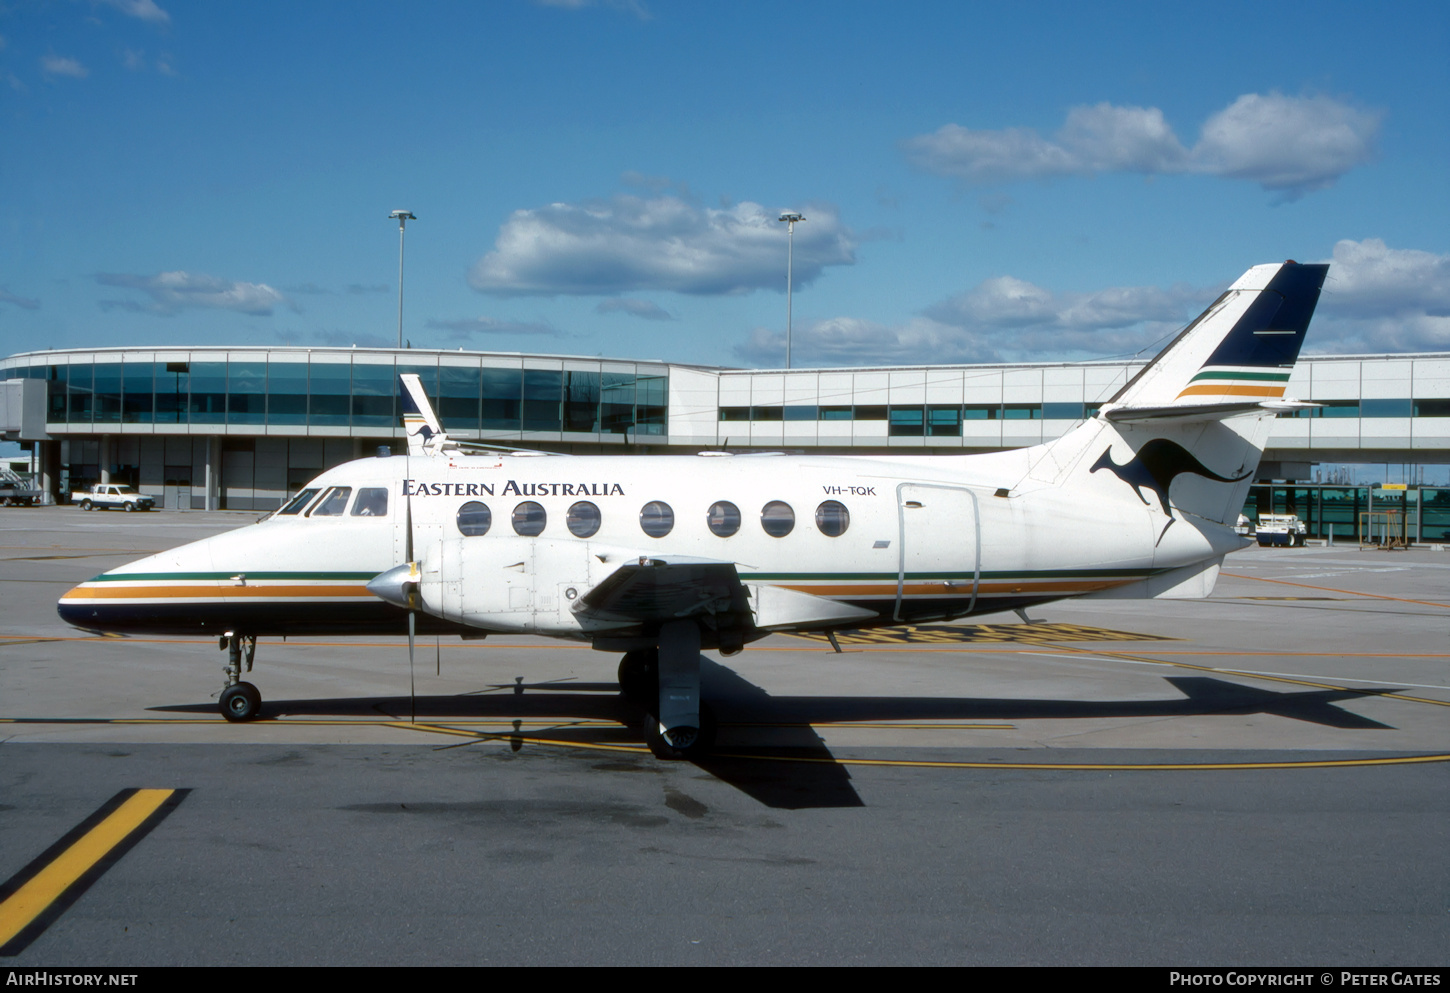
[1202,263,1329,370]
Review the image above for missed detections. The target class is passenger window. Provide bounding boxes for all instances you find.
[815,500,850,537]
[761,500,795,537]
[457,501,492,537]
[567,501,601,538]
[278,488,320,516]
[309,487,352,517]
[707,501,741,537]
[639,501,674,538]
[512,501,546,536]
[351,487,389,517]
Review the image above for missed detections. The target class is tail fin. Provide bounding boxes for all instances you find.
[399,374,446,456]
[1105,260,1328,411]
[1024,261,1328,526]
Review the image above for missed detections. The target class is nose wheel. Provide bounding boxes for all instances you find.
[218,632,262,721]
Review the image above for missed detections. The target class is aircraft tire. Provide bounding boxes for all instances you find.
[617,648,659,699]
[220,682,262,722]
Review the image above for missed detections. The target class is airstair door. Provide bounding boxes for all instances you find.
[895,483,980,622]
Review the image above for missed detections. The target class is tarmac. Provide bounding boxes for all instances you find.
[1,507,1447,965]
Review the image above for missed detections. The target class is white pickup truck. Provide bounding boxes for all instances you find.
[73,484,156,512]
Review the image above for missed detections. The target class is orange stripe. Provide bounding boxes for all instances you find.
[61,584,372,600]
[1175,384,1287,398]
[784,580,1130,597]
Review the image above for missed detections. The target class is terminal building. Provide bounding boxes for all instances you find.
[4,345,1449,542]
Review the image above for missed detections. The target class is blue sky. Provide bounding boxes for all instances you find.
[2,0,1448,369]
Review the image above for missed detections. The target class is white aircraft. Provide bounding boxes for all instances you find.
[59,260,1328,758]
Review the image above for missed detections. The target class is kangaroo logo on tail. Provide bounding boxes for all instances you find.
[1091,439,1250,520]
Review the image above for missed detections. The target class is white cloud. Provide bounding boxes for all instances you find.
[41,55,88,79]
[904,92,1379,199]
[735,317,1000,368]
[99,0,171,25]
[1306,239,1450,353]
[595,298,674,320]
[469,194,856,297]
[95,271,287,316]
[425,316,563,338]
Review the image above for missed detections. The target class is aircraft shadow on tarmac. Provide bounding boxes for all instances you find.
[152,660,1398,810]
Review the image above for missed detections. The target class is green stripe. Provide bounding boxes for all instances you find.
[1189,370,1290,383]
[85,573,377,582]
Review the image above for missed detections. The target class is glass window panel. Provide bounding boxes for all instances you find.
[278,488,321,516]
[189,361,227,424]
[227,360,266,425]
[309,486,352,517]
[963,404,998,420]
[567,501,601,538]
[47,365,68,422]
[155,361,189,424]
[783,405,817,421]
[819,406,853,420]
[718,407,751,422]
[93,362,123,424]
[481,367,523,430]
[309,362,351,426]
[853,405,887,421]
[456,501,492,536]
[889,406,924,436]
[1042,402,1084,420]
[1002,404,1041,419]
[639,500,674,538]
[927,405,961,437]
[1318,400,1359,418]
[563,371,600,433]
[1415,399,1450,417]
[120,362,154,424]
[351,487,389,517]
[635,375,667,435]
[68,363,93,423]
[440,365,482,432]
[522,369,562,431]
[601,372,636,434]
[751,407,783,422]
[267,362,308,425]
[1361,398,1411,418]
[512,501,546,536]
[707,501,741,537]
[350,363,395,428]
[761,500,795,537]
[815,500,850,537]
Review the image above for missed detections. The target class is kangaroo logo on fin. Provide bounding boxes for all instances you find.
[1091,439,1250,519]
[407,420,435,442]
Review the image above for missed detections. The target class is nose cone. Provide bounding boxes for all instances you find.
[367,562,420,610]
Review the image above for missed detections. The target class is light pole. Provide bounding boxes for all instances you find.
[389,210,416,348]
[778,211,804,369]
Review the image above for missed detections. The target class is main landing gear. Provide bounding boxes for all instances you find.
[218,631,261,722]
[617,619,717,761]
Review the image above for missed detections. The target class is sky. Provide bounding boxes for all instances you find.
[1,0,1448,372]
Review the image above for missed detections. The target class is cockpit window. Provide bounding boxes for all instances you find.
[351,487,389,517]
[278,488,321,516]
[309,487,352,517]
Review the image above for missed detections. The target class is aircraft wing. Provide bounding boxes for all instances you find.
[573,555,877,629]
[574,557,751,623]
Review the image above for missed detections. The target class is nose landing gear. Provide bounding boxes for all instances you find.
[218,632,261,722]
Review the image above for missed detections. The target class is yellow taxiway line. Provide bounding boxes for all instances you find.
[0,788,183,956]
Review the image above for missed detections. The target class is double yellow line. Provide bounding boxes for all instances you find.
[0,788,186,956]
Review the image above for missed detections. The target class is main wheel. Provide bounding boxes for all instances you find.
[617,648,659,699]
[219,681,262,722]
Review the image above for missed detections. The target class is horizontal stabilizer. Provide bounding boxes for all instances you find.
[1103,400,1318,423]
